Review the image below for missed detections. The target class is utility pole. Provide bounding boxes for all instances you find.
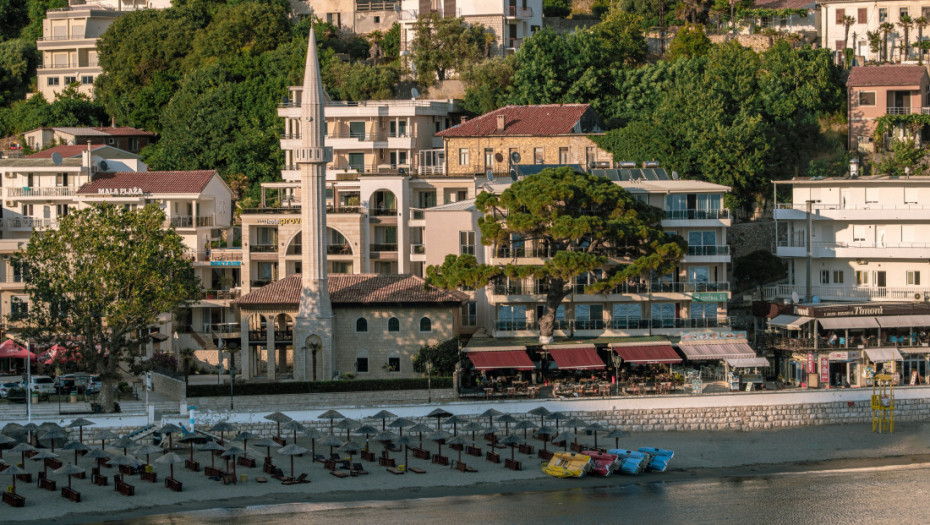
[805,200,820,303]
[25,339,31,423]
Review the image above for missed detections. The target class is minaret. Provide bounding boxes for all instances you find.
[294,27,334,381]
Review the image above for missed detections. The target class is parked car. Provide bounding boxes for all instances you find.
[0,381,21,398]
[86,376,101,395]
[27,375,56,395]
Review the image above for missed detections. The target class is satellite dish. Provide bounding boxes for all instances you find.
[811,295,821,304]
[410,87,419,100]
[494,152,504,163]
[509,169,518,182]
[791,291,800,304]
[509,151,521,164]
[98,160,109,172]
[671,170,679,180]
[51,152,63,166]
[485,169,495,182]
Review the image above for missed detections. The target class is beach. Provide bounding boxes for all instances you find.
[6,420,930,525]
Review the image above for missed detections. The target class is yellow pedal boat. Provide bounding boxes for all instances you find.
[542,452,593,478]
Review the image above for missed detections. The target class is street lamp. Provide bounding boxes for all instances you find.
[805,199,821,303]
[611,353,622,397]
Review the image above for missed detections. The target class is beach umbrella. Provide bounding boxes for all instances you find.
[154,452,184,480]
[499,434,524,463]
[179,435,206,463]
[528,406,551,426]
[335,418,360,441]
[513,420,538,440]
[442,415,466,435]
[546,412,568,432]
[374,431,398,461]
[5,464,27,492]
[221,446,245,478]
[108,455,139,482]
[462,422,484,442]
[482,425,500,446]
[198,441,224,470]
[497,414,517,435]
[85,448,110,470]
[41,428,68,452]
[318,410,345,434]
[407,423,434,449]
[135,444,163,467]
[253,438,278,463]
[353,425,380,452]
[370,410,397,431]
[23,423,39,445]
[93,430,117,450]
[10,442,36,467]
[302,428,324,459]
[429,430,452,459]
[61,440,90,465]
[586,422,608,450]
[30,448,59,477]
[321,434,343,458]
[209,422,237,444]
[234,431,258,455]
[388,417,415,436]
[281,421,306,444]
[67,418,96,444]
[564,418,588,445]
[446,434,469,466]
[553,431,575,448]
[338,440,363,464]
[277,444,308,479]
[159,423,183,451]
[111,436,136,456]
[264,412,293,441]
[0,433,15,459]
[396,435,413,469]
[426,408,453,430]
[54,463,86,489]
[606,428,629,449]
[479,408,503,428]
[535,426,557,452]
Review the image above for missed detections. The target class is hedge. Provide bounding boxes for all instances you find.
[187,377,453,397]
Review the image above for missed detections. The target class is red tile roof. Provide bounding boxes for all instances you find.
[237,274,469,307]
[76,171,217,195]
[847,66,928,87]
[93,126,156,136]
[436,104,595,137]
[26,144,107,159]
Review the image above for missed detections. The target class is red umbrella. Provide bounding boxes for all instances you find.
[42,344,77,365]
[0,339,36,360]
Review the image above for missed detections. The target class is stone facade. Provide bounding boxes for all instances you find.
[727,220,775,260]
[442,134,614,176]
[188,388,457,412]
[149,372,186,402]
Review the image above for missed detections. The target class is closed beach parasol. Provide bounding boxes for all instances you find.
[318,410,345,434]
[277,443,308,479]
[370,410,397,431]
[154,452,185,480]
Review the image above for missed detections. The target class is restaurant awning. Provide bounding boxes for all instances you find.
[610,344,681,364]
[817,317,879,329]
[677,342,757,361]
[864,347,903,362]
[546,347,605,370]
[725,357,771,368]
[876,315,930,328]
[466,350,535,370]
[769,314,812,330]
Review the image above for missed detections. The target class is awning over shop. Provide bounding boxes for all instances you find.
[898,346,930,354]
[611,344,681,364]
[864,347,904,362]
[677,342,757,361]
[769,314,812,330]
[546,347,605,370]
[876,315,930,328]
[817,317,879,330]
[466,350,535,370]
[725,357,771,368]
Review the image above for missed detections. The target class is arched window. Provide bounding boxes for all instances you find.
[388,317,400,332]
[419,316,432,332]
[356,317,368,332]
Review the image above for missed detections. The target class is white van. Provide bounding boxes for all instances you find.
[27,375,56,394]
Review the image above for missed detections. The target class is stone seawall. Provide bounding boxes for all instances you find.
[187,388,458,412]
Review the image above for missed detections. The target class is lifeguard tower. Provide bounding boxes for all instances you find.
[871,373,894,433]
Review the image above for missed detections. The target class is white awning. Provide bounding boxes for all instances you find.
[677,342,757,361]
[769,314,812,330]
[865,347,903,362]
[817,317,879,330]
[876,315,930,328]
[726,357,771,368]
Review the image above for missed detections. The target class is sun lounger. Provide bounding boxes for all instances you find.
[256,476,268,483]
[313,454,326,463]
[407,467,426,474]
[282,473,310,485]
[431,454,449,466]
[351,463,369,475]
[455,462,478,473]
[386,467,404,475]
[45,457,63,470]
[61,486,81,502]
[466,445,482,457]
[330,471,349,478]
[15,473,32,483]
[204,466,223,477]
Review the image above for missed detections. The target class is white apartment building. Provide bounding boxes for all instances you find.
[769,176,930,303]
[398,0,543,57]
[290,0,400,33]
[820,0,930,62]
[740,0,817,38]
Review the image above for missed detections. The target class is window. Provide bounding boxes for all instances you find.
[498,305,527,330]
[574,304,603,329]
[484,149,494,170]
[12,261,28,283]
[10,296,28,320]
[558,147,569,164]
[820,270,830,284]
[852,225,867,242]
[355,355,369,373]
[873,271,886,287]
[858,92,875,106]
[690,302,716,320]
[900,7,908,19]
[374,15,381,23]
[536,304,567,329]
[865,187,878,203]
[835,8,845,24]
[419,317,432,332]
[651,303,676,328]
[688,231,717,255]
[458,148,469,166]
[462,301,477,326]
[833,271,844,284]
[63,76,76,85]
[531,24,540,33]
[348,121,365,138]
[612,303,642,329]
[905,187,918,204]
[81,75,93,85]
[879,8,887,22]
[356,317,368,332]
[387,356,400,372]
[56,204,69,217]
[56,173,69,186]
[534,147,544,164]
[47,77,60,86]
[688,266,710,283]
[908,271,921,285]
[387,317,399,332]
[856,270,868,285]
[460,231,475,255]
[21,204,33,216]
[925,7,930,19]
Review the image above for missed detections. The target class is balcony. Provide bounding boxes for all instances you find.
[494,246,526,258]
[37,61,99,69]
[2,217,58,230]
[886,106,930,115]
[507,6,533,17]
[327,244,352,255]
[412,244,425,254]
[663,209,730,220]
[202,322,241,335]
[327,205,362,214]
[686,245,730,256]
[370,208,398,217]
[370,243,398,252]
[169,216,214,228]
[202,289,241,301]
[764,284,930,302]
[574,319,605,330]
[493,283,526,295]
[185,249,243,263]
[7,187,75,198]
[240,207,301,215]
[280,133,301,139]
[496,320,529,331]
[776,240,930,259]
[506,38,523,50]
[250,244,277,253]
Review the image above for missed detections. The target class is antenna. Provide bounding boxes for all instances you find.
[410,87,419,100]
[51,152,63,166]
[509,151,521,164]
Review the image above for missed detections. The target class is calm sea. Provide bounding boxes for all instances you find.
[102,465,929,525]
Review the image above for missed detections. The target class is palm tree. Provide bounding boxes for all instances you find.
[880,22,895,62]
[675,0,703,25]
[915,17,929,65]
[898,14,913,61]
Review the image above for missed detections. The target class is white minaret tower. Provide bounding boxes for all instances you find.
[294,27,334,381]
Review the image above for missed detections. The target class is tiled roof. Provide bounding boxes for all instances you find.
[26,144,107,159]
[237,274,469,307]
[847,66,928,87]
[51,126,156,137]
[436,104,594,137]
[752,0,813,9]
[76,171,217,195]
[425,198,476,211]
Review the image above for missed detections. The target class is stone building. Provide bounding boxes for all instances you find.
[845,65,929,151]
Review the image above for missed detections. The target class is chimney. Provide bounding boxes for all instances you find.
[496,114,506,131]
[460,116,468,124]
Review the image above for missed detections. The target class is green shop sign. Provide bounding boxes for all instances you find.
[692,292,728,302]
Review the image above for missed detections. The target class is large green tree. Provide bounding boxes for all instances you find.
[0,38,38,106]
[427,168,684,341]
[410,13,491,87]
[13,204,200,412]
[461,55,516,115]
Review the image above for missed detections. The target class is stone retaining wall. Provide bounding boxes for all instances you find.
[150,372,186,402]
[187,388,458,412]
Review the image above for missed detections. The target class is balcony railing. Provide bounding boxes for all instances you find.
[493,283,526,295]
[250,244,277,253]
[412,244,425,254]
[280,133,301,139]
[185,249,243,262]
[202,322,240,334]
[356,1,399,12]
[507,6,533,16]
[370,207,398,217]
[7,187,76,198]
[169,216,214,228]
[240,207,301,215]
[776,202,930,211]
[327,244,352,255]
[663,209,730,220]
[885,107,930,115]
[574,319,605,330]
[687,245,730,256]
[327,205,362,214]
[202,289,241,301]
[370,243,397,252]
[2,217,58,229]
[495,318,731,332]
[506,38,523,50]
[496,320,529,331]
[493,281,729,296]
[495,246,526,258]
[764,284,930,301]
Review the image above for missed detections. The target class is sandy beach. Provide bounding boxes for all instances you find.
[4,420,930,525]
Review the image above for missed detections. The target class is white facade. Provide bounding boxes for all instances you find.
[770,177,930,302]
[820,0,930,62]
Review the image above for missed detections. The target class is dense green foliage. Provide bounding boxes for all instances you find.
[733,250,787,288]
[412,339,460,376]
[187,377,453,397]
[0,86,109,136]
[543,0,572,17]
[0,38,38,106]
[410,13,492,87]
[461,55,516,115]
[667,23,711,60]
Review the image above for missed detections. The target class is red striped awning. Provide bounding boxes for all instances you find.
[547,347,605,370]
[612,345,681,364]
[467,350,535,371]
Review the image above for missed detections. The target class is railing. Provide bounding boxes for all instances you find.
[202,289,241,300]
[495,246,526,258]
[2,217,58,229]
[493,281,729,296]
[356,1,399,12]
[687,245,730,256]
[497,320,529,331]
[169,216,214,228]
[885,107,929,115]
[274,330,293,341]
[370,243,397,252]
[777,202,930,211]
[250,244,277,253]
[240,207,301,214]
[327,244,352,255]
[7,187,75,198]
[203,322,240,334]
[327,205,362,214]
[506,38,523,50]
[771,335,928,352]
[248,330,267,341]
[37,61,99,68]
[574,319,605,330]
[765,284,930,301]
[496,318,731,332]
[328,131,381,141]
[280,133,301,139]
[370,207,398,216]
[328,164,414,174]
[493,283,526,295]
[412,244,425,254]
[411,210,424,220]
[663,209,730,220]
[779,241,930,250]
[185,249,243,262]
[531,247,556,258]
[507,6,533,17]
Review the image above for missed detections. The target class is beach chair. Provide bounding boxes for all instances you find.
[351,463,369,475]
[281,473,310,485]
